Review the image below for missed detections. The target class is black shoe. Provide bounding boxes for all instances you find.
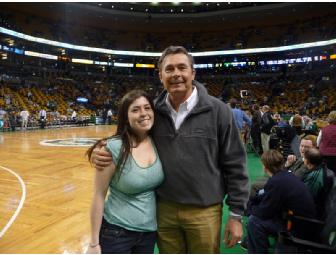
[240,237,248,251]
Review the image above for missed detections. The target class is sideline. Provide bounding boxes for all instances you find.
[0,165,26,238]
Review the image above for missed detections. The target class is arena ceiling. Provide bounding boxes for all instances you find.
[83,2,268,14]
[1,2,335,33]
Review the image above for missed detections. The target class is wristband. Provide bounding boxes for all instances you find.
[229,215,243,222]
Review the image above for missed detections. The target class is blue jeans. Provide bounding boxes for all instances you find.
[99,218,157,254]
[247,215,284,253]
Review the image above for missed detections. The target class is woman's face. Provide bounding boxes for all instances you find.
[127,96,154,136]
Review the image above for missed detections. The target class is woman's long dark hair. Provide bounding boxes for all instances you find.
[86,89,155,177]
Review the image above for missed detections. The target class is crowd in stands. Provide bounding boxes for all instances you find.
[0,65,335,133]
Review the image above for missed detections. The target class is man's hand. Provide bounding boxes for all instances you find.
[90,140,113,171]
[223,217,243,248]
[285,154,296,167]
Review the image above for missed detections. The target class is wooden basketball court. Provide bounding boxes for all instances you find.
[0,125,116,253]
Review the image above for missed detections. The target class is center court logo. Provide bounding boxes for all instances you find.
[40,138,99,147]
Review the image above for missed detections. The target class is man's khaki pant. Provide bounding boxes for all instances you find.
[157,200,222,254]
[261,132,270,153]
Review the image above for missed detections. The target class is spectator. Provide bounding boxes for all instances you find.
[302,147,335,219]
[260,105,275,153]
[27,90,33,101]
[290,114,304,136]
[250,104,263,156]
[20,108,29,130]
[71,109,77,123]
[274,113,287,127]
[247,150,316,253]
[285,135,317,178]
[107,109,113,125]
[8,110,17,131]
[317,110,336,174]
[39,108,47,129]
[229,98,252,131]
[302,115,314,131]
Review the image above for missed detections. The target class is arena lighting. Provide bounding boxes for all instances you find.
[262,57,313,65]
[135,63,155,68]
[0,27,160,57]
[25,50,57,60]
[114,62,134,67]
[72,58,94,64]
[2,26,336,57]
[15,44,332,67]
[194,64,214,68]
[94,61,108,65]
[1,53,7,60]
[2,45,14,52]
[76,97,89,103]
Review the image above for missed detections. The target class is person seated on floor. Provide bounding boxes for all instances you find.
[285,134,317,178]
[302,147,335,219]
[249,135,317,200]
[290,114,304,136]
[273,113,288,127]
[246,150,316,254]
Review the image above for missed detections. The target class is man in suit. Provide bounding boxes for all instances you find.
[260,105,275,153]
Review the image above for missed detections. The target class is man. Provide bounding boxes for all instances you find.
[71,109,77,123]
[273,113,287,128]
[229,98,252,131]
[250,104,263,156]
[260,105,275,153]
[285,135,317,178]
[39,108,47,129]
[8,110,17,131]
[229,98,251,144]
[20,108,29,130]
[106,108,113,125]
[92,46,249,253]
[302,147,334,219]
[247,150,316,253]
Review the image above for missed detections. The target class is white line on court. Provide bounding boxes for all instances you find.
[0,165,26,238]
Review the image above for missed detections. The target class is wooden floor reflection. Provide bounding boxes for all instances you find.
[0,125,116,253]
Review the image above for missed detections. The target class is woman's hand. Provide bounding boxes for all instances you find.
[86,244,101,254]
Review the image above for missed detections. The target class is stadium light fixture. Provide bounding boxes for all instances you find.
[1,26,336,57]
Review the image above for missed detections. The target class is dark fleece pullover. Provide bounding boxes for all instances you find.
[152,81,249,215]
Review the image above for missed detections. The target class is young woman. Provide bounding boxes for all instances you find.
[86,90,164,254]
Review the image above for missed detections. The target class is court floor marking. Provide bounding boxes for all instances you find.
[0,165,26,238]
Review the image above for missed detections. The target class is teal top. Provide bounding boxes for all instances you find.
[103,137,164,232]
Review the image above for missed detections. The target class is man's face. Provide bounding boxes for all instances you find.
[159,53,195,99]
[300,139,313,158]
